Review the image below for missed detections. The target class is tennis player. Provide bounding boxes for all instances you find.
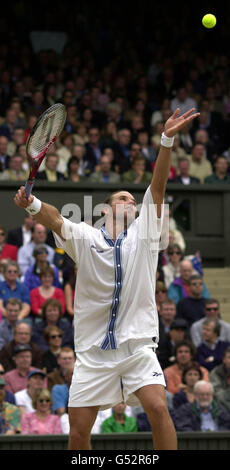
[14,108,199,450]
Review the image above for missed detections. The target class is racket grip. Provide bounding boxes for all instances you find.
[25,179,35,199]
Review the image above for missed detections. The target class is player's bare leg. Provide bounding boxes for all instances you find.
[134,384,177,450]
[68,406,99,450]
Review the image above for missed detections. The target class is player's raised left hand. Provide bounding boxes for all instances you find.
[164,108,200,138]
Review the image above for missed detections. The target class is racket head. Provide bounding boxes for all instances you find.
[26,103,67,164]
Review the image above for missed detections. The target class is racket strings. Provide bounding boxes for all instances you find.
[27,104,66,158]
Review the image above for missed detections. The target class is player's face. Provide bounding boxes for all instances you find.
[110,191,137,226]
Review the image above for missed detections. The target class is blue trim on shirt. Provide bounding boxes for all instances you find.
[100,227,127,350]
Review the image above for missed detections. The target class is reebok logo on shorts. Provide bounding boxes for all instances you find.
[152,372,163,377]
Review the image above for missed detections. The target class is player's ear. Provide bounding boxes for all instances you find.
[101,204,111,217]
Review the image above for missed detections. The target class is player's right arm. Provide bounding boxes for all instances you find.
[14,186,64,239]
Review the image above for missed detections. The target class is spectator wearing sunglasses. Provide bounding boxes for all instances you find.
[162,244,183,289]
[190,299,230,348]
[20,388,62,434]
[176,275,207,328]
[42,326,63,373]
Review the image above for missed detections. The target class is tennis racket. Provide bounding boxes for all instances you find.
[25,103,67,198]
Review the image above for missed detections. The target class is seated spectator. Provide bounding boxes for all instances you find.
[55,132,74,174]
[0,261,30,320]
[30,266,65,316]
[24,244,60,291]
[71,143,89,176]
[42,326,64,373]
[187,143,213,183]
[190,298,230,347]
[113,128,131,174]
[101,402,138,433]
[168,260,210,305]
[0,376,20,434]
[155,281,168,312]
[73,123,89,146]
[0,154,29,181]
[6,214,34,248]
[64,265,77,319]
[193,129,217,164]
[137,129,156,164]
[7,126,25,157]
[170,135,189,172]
[169,213,186,252]
[0,225,18,261]
[31,299,74,352]
[89,154,121,183]
[17,223,55,276]
[158,298,177,342]
[173,380,230,432]
[47,347,75,391]
[164,340,209,394]
[172,362,203,409]
[15,369,46,416]
[176,275,207,327]
[51,364,74,416]
[0,108,18,141]
[0,135,10,172]
[158,318,189,370]
[21,388,62,434]
[196,318,230,372]
[4,344,45,393]
[204,155,230,184]
[66,156,86,183]
[0,298,22,350]
[151,121,164,153]
[171,87,198,115]
[0,322,43,372]
[0,363,16,404]
[122,155,152,184]
[162,244,184,289]
[210,347,230,401]
[170,157,200,184]
[215,371,230,414]
[36,153,65,181]
[99,121,118,149]
[84,126,103,174]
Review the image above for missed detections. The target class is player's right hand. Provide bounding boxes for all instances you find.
[14,186,34,209]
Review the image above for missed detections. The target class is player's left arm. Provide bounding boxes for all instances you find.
[150,108,200,217]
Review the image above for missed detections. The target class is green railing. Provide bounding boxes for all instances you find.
[1,181,230,265]
[0,432,230,450]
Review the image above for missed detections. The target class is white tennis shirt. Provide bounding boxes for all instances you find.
[53,186,164,352]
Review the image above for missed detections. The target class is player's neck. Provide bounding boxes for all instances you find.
[105,218,127,241]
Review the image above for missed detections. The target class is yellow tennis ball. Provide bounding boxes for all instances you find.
[202,14,216,29]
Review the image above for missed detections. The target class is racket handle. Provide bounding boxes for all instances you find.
[25,179,35,199]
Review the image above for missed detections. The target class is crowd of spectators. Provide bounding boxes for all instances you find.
[1,3,230,438]
[1,221,230,435]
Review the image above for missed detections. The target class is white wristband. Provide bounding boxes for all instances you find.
[161,132,174,148]
[25,196,42,215]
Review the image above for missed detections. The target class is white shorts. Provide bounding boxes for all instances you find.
[68,339,166,410]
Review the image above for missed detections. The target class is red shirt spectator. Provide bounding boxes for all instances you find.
[30,266,65,316]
